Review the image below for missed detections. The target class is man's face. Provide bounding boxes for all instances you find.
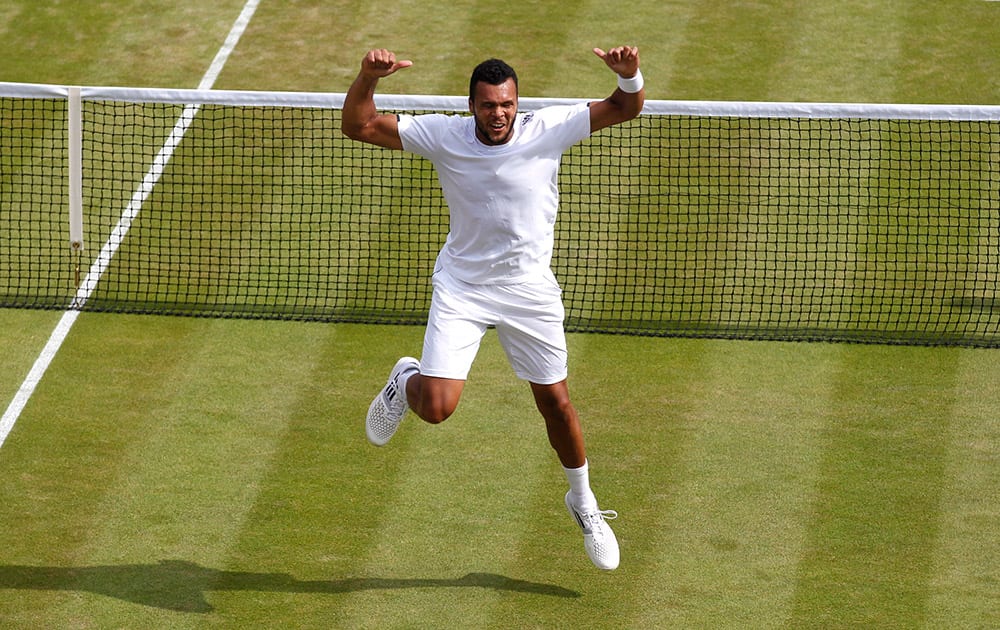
[469,78,518,145]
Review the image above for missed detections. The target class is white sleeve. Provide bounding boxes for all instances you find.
[397,113,452,158]
[529,102,592,151]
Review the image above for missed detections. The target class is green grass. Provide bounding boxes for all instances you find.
[1,0,999,628]
[0,1,248,88]
[1,317,997,627]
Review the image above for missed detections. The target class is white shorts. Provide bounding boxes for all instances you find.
[420,267,568,385]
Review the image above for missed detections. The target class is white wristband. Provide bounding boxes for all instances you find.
[617,69,644,93]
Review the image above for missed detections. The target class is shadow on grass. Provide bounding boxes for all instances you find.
[0,560,580,612]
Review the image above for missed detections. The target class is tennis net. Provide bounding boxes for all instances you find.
[2,82,999,345]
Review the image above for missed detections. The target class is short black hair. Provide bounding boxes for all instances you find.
[469,58,518,101]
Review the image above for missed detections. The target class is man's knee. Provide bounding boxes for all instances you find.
[531,381,575,422]
[409,375,463,424]
[414,399,455,424]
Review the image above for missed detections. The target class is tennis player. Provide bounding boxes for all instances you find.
[342,46,644,571]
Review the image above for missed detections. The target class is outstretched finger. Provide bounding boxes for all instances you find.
[363,49,413,76]
[392,59,414,73]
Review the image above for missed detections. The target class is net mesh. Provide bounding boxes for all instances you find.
[1,95,68,307]
[2,84,999,346]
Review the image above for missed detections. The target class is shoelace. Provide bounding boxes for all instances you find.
[383,377,407,414]
[581,509,618,531]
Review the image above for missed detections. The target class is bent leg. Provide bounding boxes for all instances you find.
[407,374,465,424]
[530,379,586,468]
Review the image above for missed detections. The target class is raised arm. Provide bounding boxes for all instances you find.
[341,49,413,150]
[589,46,645,133]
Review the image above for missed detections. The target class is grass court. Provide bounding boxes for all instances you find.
[1,1,998,627]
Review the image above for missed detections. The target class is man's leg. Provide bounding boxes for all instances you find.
[530,380,586,468]
[532,379,620,571]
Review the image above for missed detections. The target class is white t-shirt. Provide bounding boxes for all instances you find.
[397,103,591,285]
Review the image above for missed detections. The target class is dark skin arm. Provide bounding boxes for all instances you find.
[340,48,412,150]
[589,46,645,132]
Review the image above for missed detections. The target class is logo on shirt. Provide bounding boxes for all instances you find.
[521,112,534,126]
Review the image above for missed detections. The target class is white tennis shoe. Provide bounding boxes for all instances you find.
[365,357,419,446]
[565,491,620,570]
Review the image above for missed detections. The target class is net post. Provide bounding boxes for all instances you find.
[67,86,84,287]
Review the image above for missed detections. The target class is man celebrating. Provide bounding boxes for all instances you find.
[342,46,644,570]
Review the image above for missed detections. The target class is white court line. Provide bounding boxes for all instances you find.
[0,0,262,449]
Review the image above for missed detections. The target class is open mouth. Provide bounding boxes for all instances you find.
[475,114,514,145]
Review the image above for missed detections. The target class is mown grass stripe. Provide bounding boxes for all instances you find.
[667,1,804,101]
[897,3,1000,105]
[40,319,310,624]
[788,346,960,627]
[573,335,715,626]
[0,316,209,625]
[208,324,428,623]
[772,3,903,103]
[593,339,836,626]
[924,349,1000,628]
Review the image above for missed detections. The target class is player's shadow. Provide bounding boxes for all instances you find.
[0,560,580,612]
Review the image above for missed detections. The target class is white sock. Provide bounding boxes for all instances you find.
[563,459,598,511]
[398,368,417,405]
